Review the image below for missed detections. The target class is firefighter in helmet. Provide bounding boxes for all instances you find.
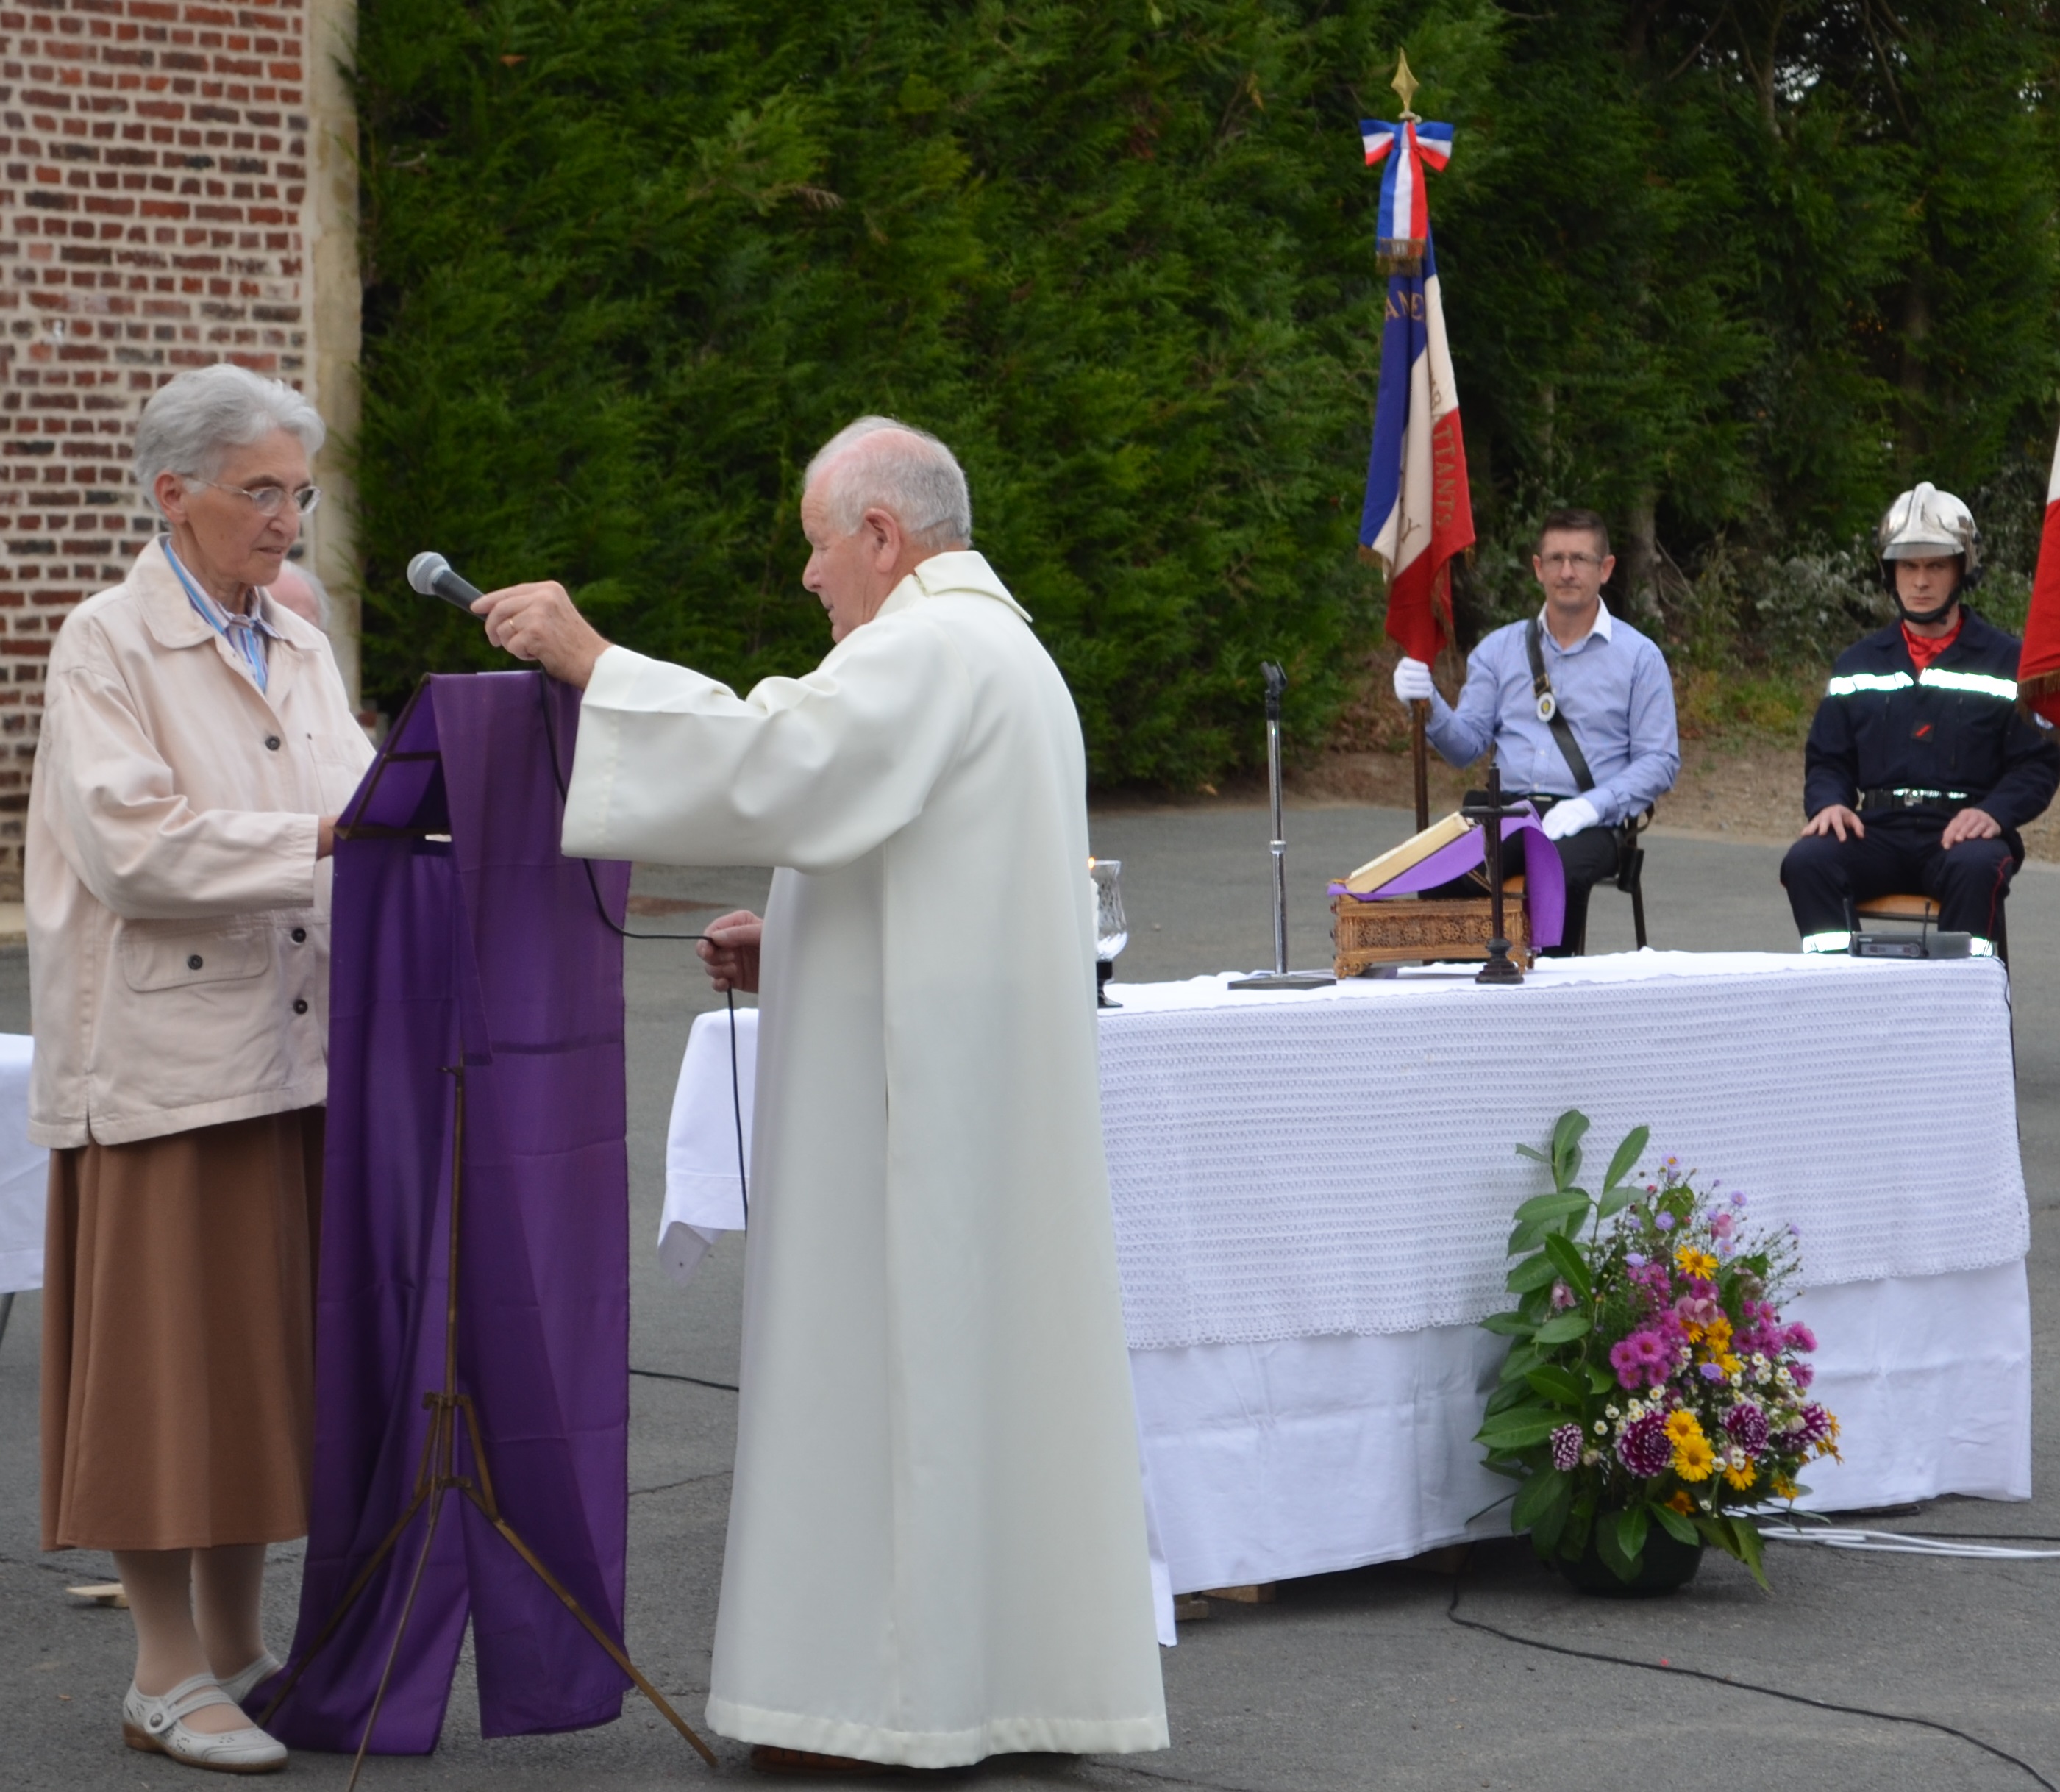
[1781,482,2059,954]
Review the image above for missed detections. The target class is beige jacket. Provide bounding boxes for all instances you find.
[26,542,376,1146]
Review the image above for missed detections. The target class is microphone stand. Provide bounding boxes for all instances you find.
[1230,663,1334,992]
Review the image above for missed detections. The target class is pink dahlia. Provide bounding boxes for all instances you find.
[1724,1402,1770,1455]
[1617,1413,1672,1478]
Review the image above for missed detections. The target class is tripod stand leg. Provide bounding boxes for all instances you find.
[463,1485,719,1768]
[257,1428,442,1727]
[343,1474,456,1792]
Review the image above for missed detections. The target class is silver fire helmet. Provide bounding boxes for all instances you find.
[1877,482,1981,579]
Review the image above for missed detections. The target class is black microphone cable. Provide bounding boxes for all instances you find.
[532,672,750,1229]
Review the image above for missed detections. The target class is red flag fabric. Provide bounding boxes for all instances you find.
[2020,419,2060,724]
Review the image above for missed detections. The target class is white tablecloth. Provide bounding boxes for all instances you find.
[660,952,2031,1594]
[0,1035,46,1293]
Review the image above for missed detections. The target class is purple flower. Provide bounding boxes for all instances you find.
[1724,1402,1770,1455]
[1792,1362,1814,1389]
[1626,1252,1647,1269]
[1656,1213,1676,1232]
[1550,1424,1583,1471]
[1609,1329,1671,1390]
[1550,1280,1577,1310]
[1698,1362,1727,1382]
[1782,1321,1818,1354]
[1711,1213,1734,1240]
[1787,1404,1833,1450]
[1731,1190,1748,1208]
[1617,1413,1673,1478]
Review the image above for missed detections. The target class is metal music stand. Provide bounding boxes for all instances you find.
[259,1064,718,1788]
[1461,766,1526,985]
[1230,663,1335,992]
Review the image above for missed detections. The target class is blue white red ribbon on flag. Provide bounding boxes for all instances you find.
[2016,418,2060,724]
[1359,222,1475,664]
[1360,118,1453,274]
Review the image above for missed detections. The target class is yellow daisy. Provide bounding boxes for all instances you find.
[1666,1489,1695,1516]
[1722,1461,1756,1491]
[1674,1246,1719,1280]
[1771,1474,1799,1500]
[1703,1316,1733,1354]
[1673,1434,1717,1482]
[1664,1409,1702,1446]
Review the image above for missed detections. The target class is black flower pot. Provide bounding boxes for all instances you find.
[1556,1521,1705,1597]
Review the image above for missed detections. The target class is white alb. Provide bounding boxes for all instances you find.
[563,550,1168,1768]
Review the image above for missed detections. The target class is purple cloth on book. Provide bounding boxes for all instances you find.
[265,673,633,1752]
[1329,813,1566,949]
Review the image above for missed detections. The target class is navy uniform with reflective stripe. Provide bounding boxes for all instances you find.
[1782,607,2059,948]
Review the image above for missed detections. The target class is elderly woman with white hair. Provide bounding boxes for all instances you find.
[26,363,373,1773]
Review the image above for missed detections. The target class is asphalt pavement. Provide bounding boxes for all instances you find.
[2,805,2057,1791]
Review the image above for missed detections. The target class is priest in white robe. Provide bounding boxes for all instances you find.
[474,418,1169,1772]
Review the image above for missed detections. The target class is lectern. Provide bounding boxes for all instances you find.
[262,673,706,1767]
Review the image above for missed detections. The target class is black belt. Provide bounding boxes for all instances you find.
[1857,786,1971,812]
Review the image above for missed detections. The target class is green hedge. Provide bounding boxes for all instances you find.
[352,0,2059,782]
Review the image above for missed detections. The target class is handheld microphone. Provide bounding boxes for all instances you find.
[407,551,484,613]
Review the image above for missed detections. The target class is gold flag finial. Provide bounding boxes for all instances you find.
[1391,50,1420,120]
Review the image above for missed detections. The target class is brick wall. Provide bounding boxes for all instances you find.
[0,0,314,899]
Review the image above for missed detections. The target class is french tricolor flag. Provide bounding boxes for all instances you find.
[1359,231,1475,665]
[2018,418,2060,725]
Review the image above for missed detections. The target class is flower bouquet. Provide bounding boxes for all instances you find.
[1473,1110,1839,1590]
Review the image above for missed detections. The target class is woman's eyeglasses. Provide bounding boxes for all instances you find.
[188,479,322,518]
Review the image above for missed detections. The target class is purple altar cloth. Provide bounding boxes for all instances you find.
[267,673,633,1752]
[1329,813,1566,949]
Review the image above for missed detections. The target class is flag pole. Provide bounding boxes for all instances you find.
[1396,54,1430,833]
[1411,697,1430,830]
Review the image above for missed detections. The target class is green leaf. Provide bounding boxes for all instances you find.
[1595,1188,1633,1221]
[1550,1110,1590,1183]
[1614,1504,1650,1563]
[1484,1379,1536,1417]
[1514,1144,1551,1165]
[1732,1515,1769,1589]
[1523,1365,1587,1406]
[1511,1467,1570,1532]
[1653,1502,1699,1546]
[1512,1190,1592,1227]
[1603,1124,1650,1191]
[1542,1232,1592,1296]
[1586,1363,1617,1394]
[1532,1312,1593,1345]
[1479,1311,1536,1338]
[1475,1410,1564,1450]
[1505,1253,1561,1294]
[1594,1509,1640,1582]
[1529,1472,1575,1554]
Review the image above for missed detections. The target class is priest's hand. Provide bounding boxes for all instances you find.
[472,581,611,690]
[698,910,763,994]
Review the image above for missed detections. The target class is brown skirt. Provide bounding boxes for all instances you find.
[40,1108,324,1552]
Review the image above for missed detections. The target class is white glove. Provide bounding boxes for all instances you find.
[1541,796,1602,841]
[1392,657,1436,703]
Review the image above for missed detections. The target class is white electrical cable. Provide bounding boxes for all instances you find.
[1759,1527,2060,1560]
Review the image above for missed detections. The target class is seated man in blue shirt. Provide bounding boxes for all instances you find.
[1394,507,1681,954]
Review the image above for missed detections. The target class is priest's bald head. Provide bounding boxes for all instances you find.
[474,415,974,685]
[802,418,972,643]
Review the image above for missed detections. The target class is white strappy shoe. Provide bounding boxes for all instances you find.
[122,1674,288,1774]
[216,1651,283,1710]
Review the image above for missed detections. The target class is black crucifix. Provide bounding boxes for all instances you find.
[1461,765,1525,985]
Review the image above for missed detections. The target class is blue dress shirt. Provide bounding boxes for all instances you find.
[1423,602,1681,827]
